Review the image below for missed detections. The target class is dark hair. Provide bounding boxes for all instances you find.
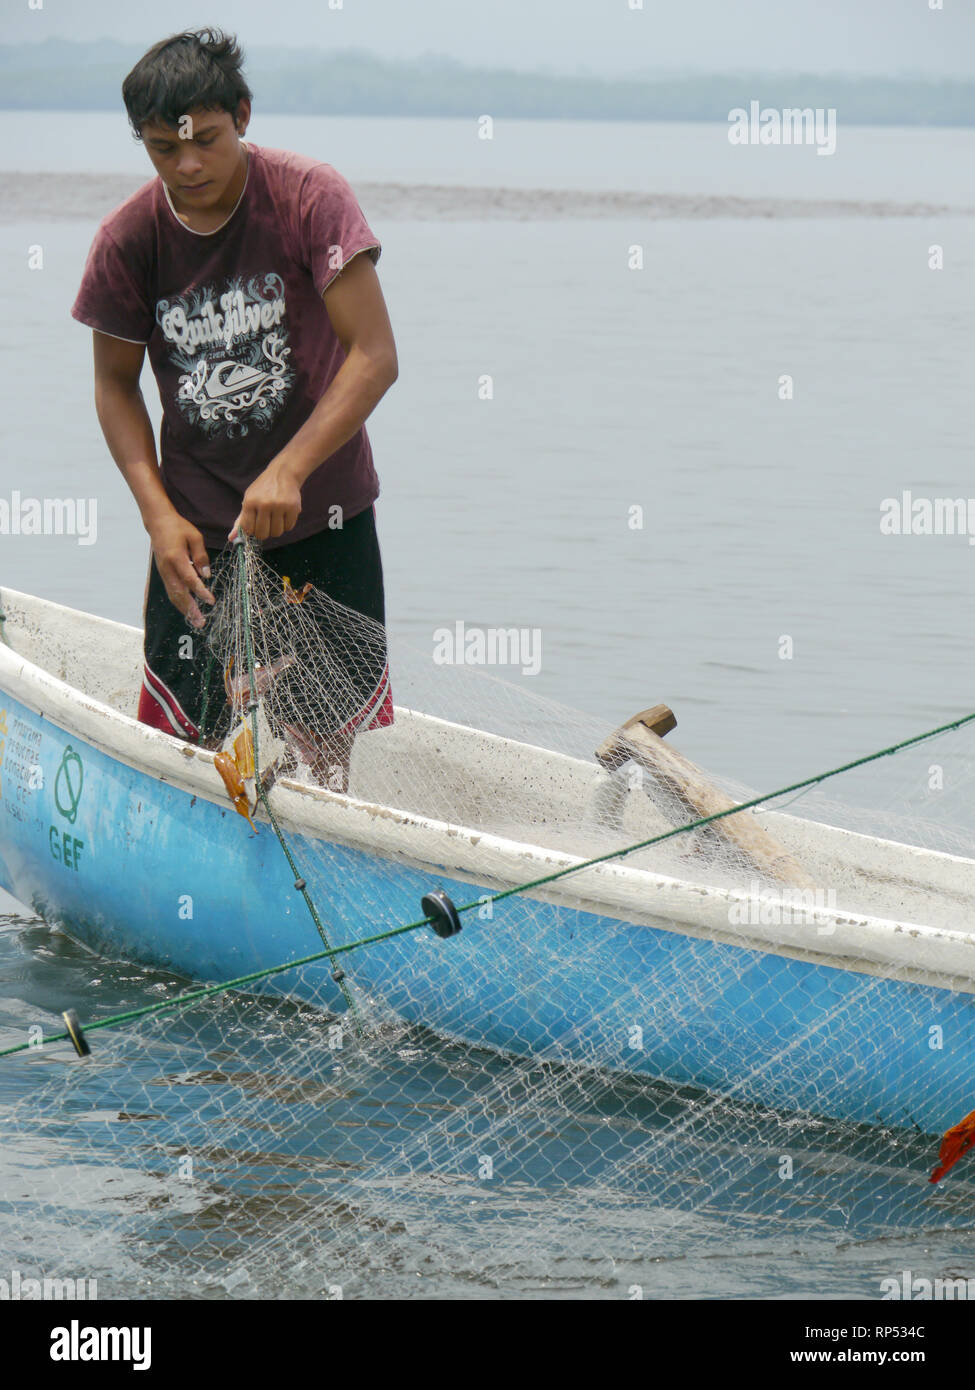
[122,28,252,138]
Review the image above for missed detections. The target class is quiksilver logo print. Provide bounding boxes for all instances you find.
[156,273,294,439]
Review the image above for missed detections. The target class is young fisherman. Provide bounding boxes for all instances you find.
[72,28,398,781]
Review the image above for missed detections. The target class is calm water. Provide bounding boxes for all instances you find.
[2,109,974,205]
[1,112,974,1298]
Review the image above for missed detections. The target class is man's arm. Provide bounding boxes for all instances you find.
[231,253,398,542]
[92,331,215,626]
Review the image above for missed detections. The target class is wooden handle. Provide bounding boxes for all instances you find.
[596,713,816,891]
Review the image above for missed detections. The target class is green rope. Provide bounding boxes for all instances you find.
[197,648,217,742]
[233,537,363,1035]
[0,947,342,1058]
[454,705,975,910]
[3,593,974,1059]
[234,701,975,951]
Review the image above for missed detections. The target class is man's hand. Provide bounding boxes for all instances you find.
[229,458,303,543]
[148,513,215,628]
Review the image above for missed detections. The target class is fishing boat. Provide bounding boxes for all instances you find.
[1,583,974,1135]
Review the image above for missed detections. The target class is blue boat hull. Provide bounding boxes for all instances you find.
[1,691,972,1135]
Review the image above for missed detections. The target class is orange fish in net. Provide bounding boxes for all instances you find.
[929,1109,975,1183]
[222,654,296,712]
[214,751,257,832]
[282,575,313,605]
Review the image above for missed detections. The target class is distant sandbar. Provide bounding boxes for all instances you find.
[0,172,967,223]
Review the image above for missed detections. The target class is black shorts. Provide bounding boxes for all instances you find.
[137,506,392,745]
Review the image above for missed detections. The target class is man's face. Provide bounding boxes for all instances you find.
[141,103,250,209]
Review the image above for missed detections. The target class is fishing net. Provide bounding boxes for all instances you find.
[1,535,975,1300]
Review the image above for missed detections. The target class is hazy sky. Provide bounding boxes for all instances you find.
[3,0,973,77]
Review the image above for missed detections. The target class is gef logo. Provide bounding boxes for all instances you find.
[50,745,85,872]
[54,745,84,823]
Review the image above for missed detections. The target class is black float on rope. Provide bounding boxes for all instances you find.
[61,1009,90,1057]
[422,890,463,939]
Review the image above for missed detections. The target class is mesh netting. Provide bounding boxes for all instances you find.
[2,536,975,1299]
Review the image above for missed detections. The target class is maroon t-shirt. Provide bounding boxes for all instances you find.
[71,143,382,551]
